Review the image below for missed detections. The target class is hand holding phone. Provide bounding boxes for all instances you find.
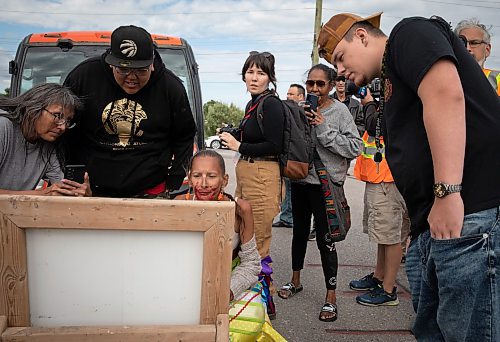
[64,165,86,183]
[305,93,319,112]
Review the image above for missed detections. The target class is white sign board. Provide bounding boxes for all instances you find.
[26,229,203,327]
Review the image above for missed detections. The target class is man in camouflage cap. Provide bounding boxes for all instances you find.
[318,12,500,342]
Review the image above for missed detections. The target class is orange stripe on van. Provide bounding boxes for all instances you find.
[28,31,182,46]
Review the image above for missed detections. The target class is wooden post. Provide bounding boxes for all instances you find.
[312,0,323,66]
[1,315,8,334]
[215,314,229,342]
[0,214,29,327]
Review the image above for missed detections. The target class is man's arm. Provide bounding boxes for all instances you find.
[418,58,466,240]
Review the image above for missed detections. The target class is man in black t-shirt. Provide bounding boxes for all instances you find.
[318,12,500,341]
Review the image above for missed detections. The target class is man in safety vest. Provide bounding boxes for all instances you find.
[348,90,410,306]
[454,18,500,96]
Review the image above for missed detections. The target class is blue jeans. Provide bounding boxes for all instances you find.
[279,178,293,225]
[406,206,499,341]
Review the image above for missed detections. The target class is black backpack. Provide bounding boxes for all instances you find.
[247,94,314,179]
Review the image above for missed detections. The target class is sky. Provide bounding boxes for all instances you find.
[0,0,499,109]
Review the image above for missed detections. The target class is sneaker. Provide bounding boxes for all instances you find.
[349,272,382,291]
[308,228,316,241]
[356,285,399,306]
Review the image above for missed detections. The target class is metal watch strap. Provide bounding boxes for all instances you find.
[433,182,462,198]
[445,184,462,194]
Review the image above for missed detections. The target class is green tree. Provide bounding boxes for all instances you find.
[203,100,244,137]
[0,88,9,97]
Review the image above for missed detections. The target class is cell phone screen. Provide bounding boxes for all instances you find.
[64,165,86,183]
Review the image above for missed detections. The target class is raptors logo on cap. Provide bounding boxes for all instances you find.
[120,40,138,58]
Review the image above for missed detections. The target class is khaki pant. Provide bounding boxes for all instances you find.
[363,182,410,245]
[235,159,281,258]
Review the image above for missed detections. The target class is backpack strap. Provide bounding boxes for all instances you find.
[255,93,278,136]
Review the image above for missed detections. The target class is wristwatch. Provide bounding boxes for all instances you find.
[433,182,462,198]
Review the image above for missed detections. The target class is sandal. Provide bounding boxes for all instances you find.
[319,302,338,322]
[277,282,303,299]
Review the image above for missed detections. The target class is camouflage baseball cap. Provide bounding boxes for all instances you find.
[318,12,382,64]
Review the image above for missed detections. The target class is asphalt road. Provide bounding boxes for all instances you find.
[215,148,416,342]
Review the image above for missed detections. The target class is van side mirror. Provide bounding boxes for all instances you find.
[9,60,17,75]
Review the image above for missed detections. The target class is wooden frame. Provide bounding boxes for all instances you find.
[0,195,234,341]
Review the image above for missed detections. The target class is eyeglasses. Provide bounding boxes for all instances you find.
[43,108,75,129]
[113,66,151,77]
[335,76,346,82]
[459,36,488,48]
[305,80,327,88]
[249,51,273,58]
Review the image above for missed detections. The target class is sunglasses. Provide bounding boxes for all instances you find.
[305,80,327,88]
[335,76,346,82]
[249,51,273,58]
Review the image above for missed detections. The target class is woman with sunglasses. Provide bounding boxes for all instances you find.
[219,51,285,319]
[278,64,362,322]
[0,83,91,196]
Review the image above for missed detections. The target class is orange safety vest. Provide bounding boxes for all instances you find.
[483,68,500,96]
[354,131,394,183]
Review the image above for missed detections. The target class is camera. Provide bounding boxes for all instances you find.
[346,78,382,99]
[219,126,241,140]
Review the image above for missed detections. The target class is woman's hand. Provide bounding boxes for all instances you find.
[219,132,241,152]
[306,107,325,126]
[43,172,92,197]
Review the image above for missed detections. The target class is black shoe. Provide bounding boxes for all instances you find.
[272,220,292,228]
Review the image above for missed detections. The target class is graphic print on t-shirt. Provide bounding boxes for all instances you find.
[102,98,146,147]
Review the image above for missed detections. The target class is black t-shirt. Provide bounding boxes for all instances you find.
[384,17,500,237]
[239,94,285,157]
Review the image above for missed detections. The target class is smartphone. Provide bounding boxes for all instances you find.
[305,93,319,112]
[64,165,86,183]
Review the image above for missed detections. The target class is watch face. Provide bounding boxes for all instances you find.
[434,183,446,198]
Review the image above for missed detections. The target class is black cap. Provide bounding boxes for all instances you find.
[105,25,154,68]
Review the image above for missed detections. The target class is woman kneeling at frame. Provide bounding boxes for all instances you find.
[176,150,286,341]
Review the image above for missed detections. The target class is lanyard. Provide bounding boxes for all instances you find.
[239,90,271,131]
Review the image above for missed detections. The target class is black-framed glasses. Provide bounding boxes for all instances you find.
[459,35,488,48]
[43,108,75,129]
[305,80,327,88]
[335,76,346,82]
[113,66,151,77]
[249,51,273,58]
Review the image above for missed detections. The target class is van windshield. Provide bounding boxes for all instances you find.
[19,46,194,113]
